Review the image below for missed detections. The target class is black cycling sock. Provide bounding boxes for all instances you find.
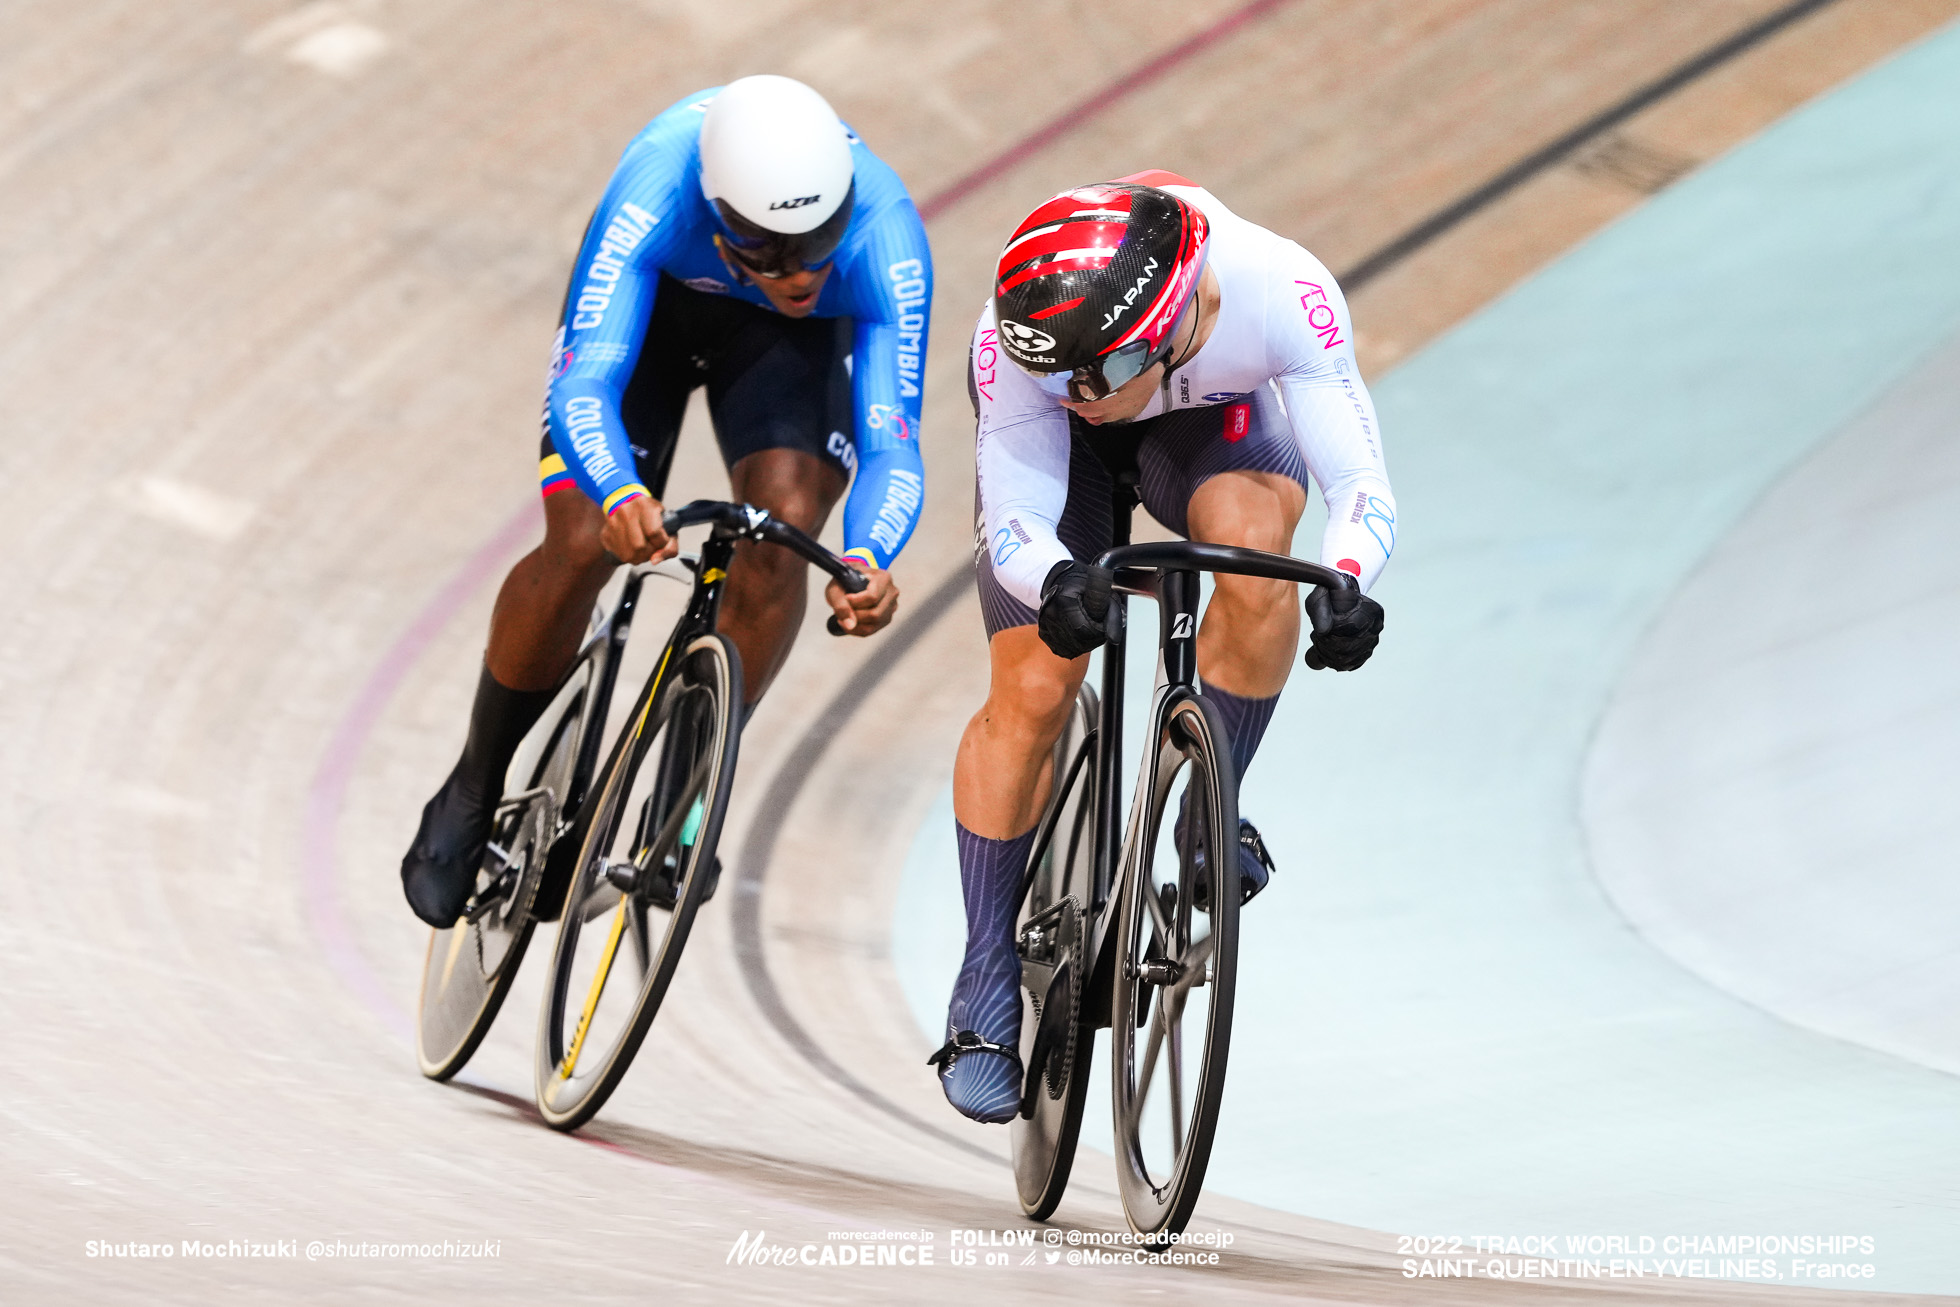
[401,667,557,926]
[1202,684,1280,782]
[1184,686,1281,908]
[456,664,557,794]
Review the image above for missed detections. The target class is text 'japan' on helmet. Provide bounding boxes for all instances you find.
[992,180,1209,397]
[700,75,856,276]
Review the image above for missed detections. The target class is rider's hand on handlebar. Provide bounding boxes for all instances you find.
[1038,559,1114,660]
[1303,584,1384,671]
[599,495,678,566]
[825,559,897,636]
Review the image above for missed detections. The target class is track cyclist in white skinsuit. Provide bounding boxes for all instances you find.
[932,172,1397,1122]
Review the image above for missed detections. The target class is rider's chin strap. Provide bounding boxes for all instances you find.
[1158,280,1206,410]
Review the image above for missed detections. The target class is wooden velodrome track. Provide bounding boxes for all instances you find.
[3,2,1955,1302]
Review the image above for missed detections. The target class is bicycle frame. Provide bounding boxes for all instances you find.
[1063,489,1360,1029]
[549,500,864,861]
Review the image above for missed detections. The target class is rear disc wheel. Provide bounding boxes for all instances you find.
[415,677,585,1080]
[1011,683,1099,1219]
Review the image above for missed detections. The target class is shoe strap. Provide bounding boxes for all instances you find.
[1238,819,1276,874]
[926,1028,1022,1074]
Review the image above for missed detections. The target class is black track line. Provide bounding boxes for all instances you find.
[728,570,998,1165]
[1340,0,1844,290]
[733,0,1847,1163]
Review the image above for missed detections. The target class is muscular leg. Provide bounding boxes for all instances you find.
[723,447,848,707]
[1179,469,1308,904]
[1186,469,1308,697]
[487,488,622,690]
[939,627,1089,1122]
[953,627,1088,838]
[402,490,621,926]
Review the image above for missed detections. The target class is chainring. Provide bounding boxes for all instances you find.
[470,795,555,980]
[1018,895,1085,1103]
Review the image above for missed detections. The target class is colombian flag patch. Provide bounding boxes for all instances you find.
[539,453,576,498]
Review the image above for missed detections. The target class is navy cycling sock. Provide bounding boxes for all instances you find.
[955,822,1032,966]
[940,821,1036,1123]
[1202,684,1280,783]
[1178,685,1281,907]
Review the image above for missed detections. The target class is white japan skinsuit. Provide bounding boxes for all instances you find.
[970,177,1398,608]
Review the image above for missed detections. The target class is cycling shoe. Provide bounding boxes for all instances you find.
[929,1031,1023,1123]
[930,943,1024,1124]
[400,765,498,927]
[1177,808,1277,911]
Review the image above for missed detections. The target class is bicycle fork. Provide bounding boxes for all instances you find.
[1084,566,1204,1028]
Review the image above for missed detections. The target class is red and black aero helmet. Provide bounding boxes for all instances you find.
[992,175,1209,401]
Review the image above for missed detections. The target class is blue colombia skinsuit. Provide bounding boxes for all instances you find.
[541,86,932,568]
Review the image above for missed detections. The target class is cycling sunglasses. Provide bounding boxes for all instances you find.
[1024,298,1195,403]
[712,184,855,279]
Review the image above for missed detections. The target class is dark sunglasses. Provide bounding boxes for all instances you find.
[1028,298,1195,402]
[717,234,835,280]
[712,184,855,280]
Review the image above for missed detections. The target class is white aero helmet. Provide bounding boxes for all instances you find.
[700,75,855,277]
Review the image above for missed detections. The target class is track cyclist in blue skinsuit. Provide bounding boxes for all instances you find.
[401,75,933,927]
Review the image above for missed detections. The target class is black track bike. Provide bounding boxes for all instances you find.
[1007,467,1360,1238]
[413,502,865,1134]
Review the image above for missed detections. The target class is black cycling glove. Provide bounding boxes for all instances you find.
[1303,583,1384,671]
[1037,560,1114,660]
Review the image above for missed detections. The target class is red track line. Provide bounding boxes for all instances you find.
[301,501,541,1038]
[917,0,1295,222]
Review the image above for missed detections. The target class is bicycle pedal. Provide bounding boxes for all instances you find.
[462,869,517,924]
[642,855,680,910]
[1188,819,1277,912]
[640,854,720,911]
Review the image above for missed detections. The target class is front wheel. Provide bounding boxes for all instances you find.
[1110,691,1239,1238]
[533,632,741,1131]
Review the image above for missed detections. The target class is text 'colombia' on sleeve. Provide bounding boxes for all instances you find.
[840,180,932,568]
[545,113,695,514]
